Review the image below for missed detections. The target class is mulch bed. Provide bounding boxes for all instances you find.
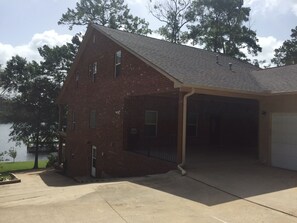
[0,173,21,185]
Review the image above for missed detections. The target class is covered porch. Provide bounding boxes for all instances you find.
[123,88,260,170]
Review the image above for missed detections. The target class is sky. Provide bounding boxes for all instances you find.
[0,0,296,67]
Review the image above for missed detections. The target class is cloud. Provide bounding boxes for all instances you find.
[293,4,297,16]
[257,36,283,65]
[243,36,283,67]
[244,0,297,17]
[0,30,72,66]
[126,0,146,5]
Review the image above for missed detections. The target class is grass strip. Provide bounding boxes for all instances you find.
[0,160,48,173]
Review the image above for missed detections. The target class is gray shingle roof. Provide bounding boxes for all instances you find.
[93,24,297,94]
[251,65,297,93]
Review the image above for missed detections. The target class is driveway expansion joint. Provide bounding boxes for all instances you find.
[186,175,297,219]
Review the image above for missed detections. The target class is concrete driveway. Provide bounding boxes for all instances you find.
[186,151,297,216]
[1,163,297,223]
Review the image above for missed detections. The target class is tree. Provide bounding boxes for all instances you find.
[8,147,17,162]
[0,96,10,123]
[187,0,262,59]
[38,34,81,87]
[0,56,57,169]
[0,36,78,169]
[58,0,151,35]
[149,0,194,43]
[272,26,297,66]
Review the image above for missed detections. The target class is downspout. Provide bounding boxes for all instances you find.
[177,88,195,176]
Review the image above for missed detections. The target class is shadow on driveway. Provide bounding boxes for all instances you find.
[37,155,297,216]
[131,152,297,216]
[38,169,78,187]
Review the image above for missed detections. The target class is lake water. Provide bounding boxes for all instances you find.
[0,124,48,162]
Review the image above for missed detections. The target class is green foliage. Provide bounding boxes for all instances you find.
[58,0,151,35]
[149,0,194,43]
[0,173,13,181]
[0,151,8,170]
[0,97,11,123]
[46,153,58,168]
[38,34,81,87]
[0,151,6,161]
[0,161,48,173]
[272,26,297,66]
[187,0,261,59]
[0,37,79,170]
[8,147,17,162]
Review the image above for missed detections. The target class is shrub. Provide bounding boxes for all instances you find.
[0,151,7,170]
[46,152,58,168]
[8,147,17,162]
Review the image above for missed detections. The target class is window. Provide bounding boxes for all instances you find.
[187,113,198,137]
[89,110,96,129]
[71,111,76,130]
[144,111,158,137]
[115,50,121,77]
[75,71,79,88]
[89,62,97,82]
[93,62,97,75]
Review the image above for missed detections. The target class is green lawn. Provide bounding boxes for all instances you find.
[0,160,48,173]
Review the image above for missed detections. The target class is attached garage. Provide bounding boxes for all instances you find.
[187,94,259,157]
[58,24,297,177]
[271,113,297,171]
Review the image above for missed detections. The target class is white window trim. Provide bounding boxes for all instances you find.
[92,62,97,82]
[114,50,121,77]
[93,62,97,75]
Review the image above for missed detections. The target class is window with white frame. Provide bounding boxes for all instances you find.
[187,113,198,137]
[115,50,121,77]
[93,62,97,75]
[89,110,96,129]
[144,110,158,137]
[89,62,97,82]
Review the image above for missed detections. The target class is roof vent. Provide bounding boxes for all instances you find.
[229,63,232,71]
[216,55,219,64]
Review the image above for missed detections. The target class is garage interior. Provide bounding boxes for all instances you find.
[124,93,260,166]
[186,94,259,166]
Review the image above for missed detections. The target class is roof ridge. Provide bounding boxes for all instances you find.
[92,24,297,94]
[92,24,258,70]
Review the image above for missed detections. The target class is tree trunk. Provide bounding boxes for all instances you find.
[33,132,39,169]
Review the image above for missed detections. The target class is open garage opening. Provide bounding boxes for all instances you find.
[186,94,259,165]
[123,92,260,170]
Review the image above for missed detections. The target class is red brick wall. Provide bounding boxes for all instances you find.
[60,27,177,177]
[124,95,178,150]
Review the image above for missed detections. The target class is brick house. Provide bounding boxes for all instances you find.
[57,24,297,177]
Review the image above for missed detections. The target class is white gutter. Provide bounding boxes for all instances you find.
[177,88,195,176]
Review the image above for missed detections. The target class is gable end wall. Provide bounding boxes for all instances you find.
[61,28,177,177]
